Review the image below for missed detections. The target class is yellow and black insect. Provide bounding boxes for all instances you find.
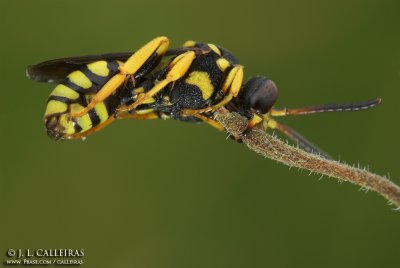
[27,36,381,158]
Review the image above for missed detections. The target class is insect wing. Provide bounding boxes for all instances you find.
[26,48,190,84]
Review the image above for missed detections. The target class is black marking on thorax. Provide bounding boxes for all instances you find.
[167,51,226,109]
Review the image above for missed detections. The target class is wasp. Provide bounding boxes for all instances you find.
[27,36,381,158]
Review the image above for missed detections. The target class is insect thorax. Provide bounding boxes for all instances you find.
[136,45,239,119]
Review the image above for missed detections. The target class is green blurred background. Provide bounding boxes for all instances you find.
[1,0,399,267]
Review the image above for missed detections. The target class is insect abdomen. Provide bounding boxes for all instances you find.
[44,60,123,139]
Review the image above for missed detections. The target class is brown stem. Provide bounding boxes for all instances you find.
[214,108,400,208]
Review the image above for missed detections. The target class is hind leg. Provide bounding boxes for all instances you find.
[70,36,170,118]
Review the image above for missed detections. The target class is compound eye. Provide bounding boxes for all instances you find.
[244,77,278,114]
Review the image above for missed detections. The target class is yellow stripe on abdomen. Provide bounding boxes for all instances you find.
[70,103,92,132]
[87,61,110,77]
[94,102,109,123]
[68,70,92,89]
[45,100,68,116]
[50,84,80,99]
[58,114,76,135]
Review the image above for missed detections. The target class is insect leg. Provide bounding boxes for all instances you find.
[69,36,170,118]
[64,116,115,139]
[117,51,197,112]
[190,113,225,131]
[63,111,162,139]
[115,112,160,120]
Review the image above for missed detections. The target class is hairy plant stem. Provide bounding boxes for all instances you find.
[214,108,400,208]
